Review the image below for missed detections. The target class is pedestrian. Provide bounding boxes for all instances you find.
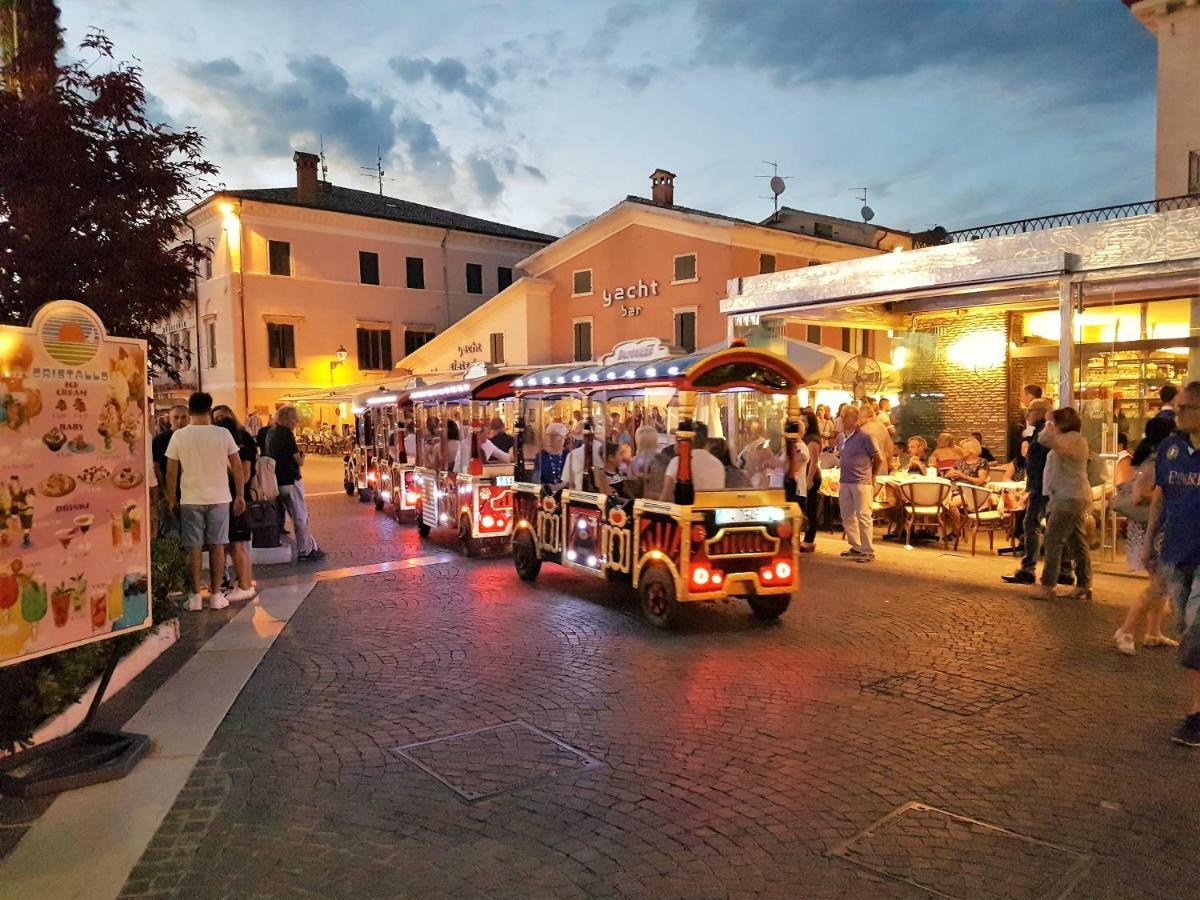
[213,405,258,602]
[1031,406,1093,601]
[1113,417,1176,654]
[837,406,884,563]
[532,423,570,486]
[1142,381,1200,747]
[800,409,823,552]
[1003,399,1056,586]
[246,407,264,438]
[152,404,188,536]
[267,404,326,562]
[164,392,246,611]
[256,411,275,454]
[1156,383,1178,421]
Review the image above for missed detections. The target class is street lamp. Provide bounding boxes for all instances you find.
[329,344,348,386]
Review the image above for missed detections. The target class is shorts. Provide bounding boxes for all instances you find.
[180,503,230,549]
[228,504,252,544]
[1164,564,1200,671]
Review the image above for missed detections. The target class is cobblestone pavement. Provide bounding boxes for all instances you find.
[119,487,1196,899]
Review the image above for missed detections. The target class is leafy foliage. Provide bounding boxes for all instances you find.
[0,3,216,372]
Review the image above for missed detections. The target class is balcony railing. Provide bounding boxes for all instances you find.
[911,193,1200,248]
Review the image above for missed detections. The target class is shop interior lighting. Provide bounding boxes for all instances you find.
[366,394,399,405]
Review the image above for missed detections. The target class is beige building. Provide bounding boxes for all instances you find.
[1128,0,1200,197]
[154,151,554,422]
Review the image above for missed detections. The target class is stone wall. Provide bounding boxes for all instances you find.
[897,309,1012,461]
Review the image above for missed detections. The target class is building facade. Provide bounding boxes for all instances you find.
[394,170,911,376]
[153,151,554,421]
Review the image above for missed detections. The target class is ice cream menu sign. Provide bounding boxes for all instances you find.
[0,301,151,668]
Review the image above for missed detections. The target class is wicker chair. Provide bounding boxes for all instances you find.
[898,479,952,548]
[954,483,1012,556]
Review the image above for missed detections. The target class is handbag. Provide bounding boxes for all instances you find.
[244,499,276,529]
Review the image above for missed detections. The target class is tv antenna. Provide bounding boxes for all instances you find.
[318,135,329,182]
[756,160,791,220]
[360,147,393,196]
[850,187,874,222]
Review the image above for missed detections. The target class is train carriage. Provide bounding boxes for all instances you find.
[348,386,421,521]
[508,342,813,628]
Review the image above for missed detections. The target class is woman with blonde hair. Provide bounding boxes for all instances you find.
[1033,407,1094,601]
[928,432,963,472]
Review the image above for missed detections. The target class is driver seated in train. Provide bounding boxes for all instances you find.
[659,422,725,501]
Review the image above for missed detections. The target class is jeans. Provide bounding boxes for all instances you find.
[1020,491,1073,578]
[1040,499,1091,589]
[804,473,821,543]
[839,482,875,556]
[1164,564,1200,670]
[279,480,319,556]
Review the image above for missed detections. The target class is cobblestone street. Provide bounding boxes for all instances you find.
[119,469,1196,899]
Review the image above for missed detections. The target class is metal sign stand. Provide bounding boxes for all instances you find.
[0,641,150,797]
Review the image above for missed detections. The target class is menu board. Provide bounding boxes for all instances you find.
[0,301,151,668]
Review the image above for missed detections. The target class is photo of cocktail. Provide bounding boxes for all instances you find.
[0,563,18,625]
[73,513,94,553]
[90,587,107,631]
[55,527,75,565]
[130,505,142,545]
[110,511,122,555]
[106,574,124,622]
[51,581,72,628]
[121,501,135,550]
[70,574,86,619]
[21,575,47,639]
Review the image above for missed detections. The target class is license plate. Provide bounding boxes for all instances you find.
[715,506,785,525]
[493,475,514,486]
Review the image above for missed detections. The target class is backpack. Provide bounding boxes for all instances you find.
[251,454,280,502]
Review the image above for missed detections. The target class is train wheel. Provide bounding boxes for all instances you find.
[513,530,541,582]
[416,503,431,537]
[458,515,479,558]
[748,595,790,621]
[374,493,385,511]
[638,565,679,629]
[343,480,354,496]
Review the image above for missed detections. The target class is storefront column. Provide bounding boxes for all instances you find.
[1058,275,1075,406]
[1191,298,1200,382]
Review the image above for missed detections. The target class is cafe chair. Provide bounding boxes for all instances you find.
[898,478,952,548]
[870,481,896,535]
[954,483,1011,556]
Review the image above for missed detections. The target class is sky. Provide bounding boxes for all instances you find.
[58,0,1158,237]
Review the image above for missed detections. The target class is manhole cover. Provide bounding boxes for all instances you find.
[830,803,1092,900]
[394,721,603,802]
[865,669,1024,716]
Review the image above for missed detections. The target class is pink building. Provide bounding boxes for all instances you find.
[155,151,554,421]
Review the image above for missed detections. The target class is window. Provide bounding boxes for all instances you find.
[359,251,380,285]
[267,322,296,368]
[497,266,513,291]
[406,256,425,290]
[180,329,192,368]
[841,328,852,353]
[404,329,435,355]
[572,269,593,296]
[813,221,834,239]
[573,319,593,362]
[673,253,697,283]
[204,253,213,280]
[806,325,821,345]
[268,240,291,276]
[759,254,776,274]
[674,310,697,354]
[206,321,217,368]
[465,262,483,295]
[356,326,392,371]
[489,332,505,365]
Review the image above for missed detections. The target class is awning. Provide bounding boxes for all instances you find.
[782,338,898,391]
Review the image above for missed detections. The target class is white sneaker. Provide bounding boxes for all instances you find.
[184,593,205,612]
[225,586,257,602]
[208,592,229,610]
[1114,630,1136,656]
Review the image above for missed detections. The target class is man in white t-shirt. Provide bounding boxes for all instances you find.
[661,422,725,500]
[562,436,606,491]
[165,392,245,612]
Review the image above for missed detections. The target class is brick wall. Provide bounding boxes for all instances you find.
[896,310,1012,461]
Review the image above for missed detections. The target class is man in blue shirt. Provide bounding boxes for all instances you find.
[1145,381,1200,747]
[838,406,883,563]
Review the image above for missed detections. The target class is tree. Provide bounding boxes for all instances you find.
[0,1,215,371]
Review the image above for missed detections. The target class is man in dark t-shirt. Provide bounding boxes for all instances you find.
[152,404,188,534]
[267,406,324,562]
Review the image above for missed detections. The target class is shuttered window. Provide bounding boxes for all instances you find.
[357,327,392,371]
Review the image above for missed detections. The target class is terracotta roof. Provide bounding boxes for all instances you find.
[220,183,557,244]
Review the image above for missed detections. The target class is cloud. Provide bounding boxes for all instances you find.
[466,154,504,203]
[623,64,659,92]
[180,54,396,165]
[389,55,504,111]
[693,0,1155,105]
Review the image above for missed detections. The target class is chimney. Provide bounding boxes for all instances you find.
[649,168,676,206]
[294,150,320,200]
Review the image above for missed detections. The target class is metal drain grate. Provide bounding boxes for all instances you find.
[394,721,603,802]
[864,669,1024,716]
[830,803,1092,900]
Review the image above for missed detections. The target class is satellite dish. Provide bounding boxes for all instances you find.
[770,175,786,196]
[861,205,875,222]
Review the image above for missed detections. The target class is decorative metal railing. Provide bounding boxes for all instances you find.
[911,193,1200,248]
